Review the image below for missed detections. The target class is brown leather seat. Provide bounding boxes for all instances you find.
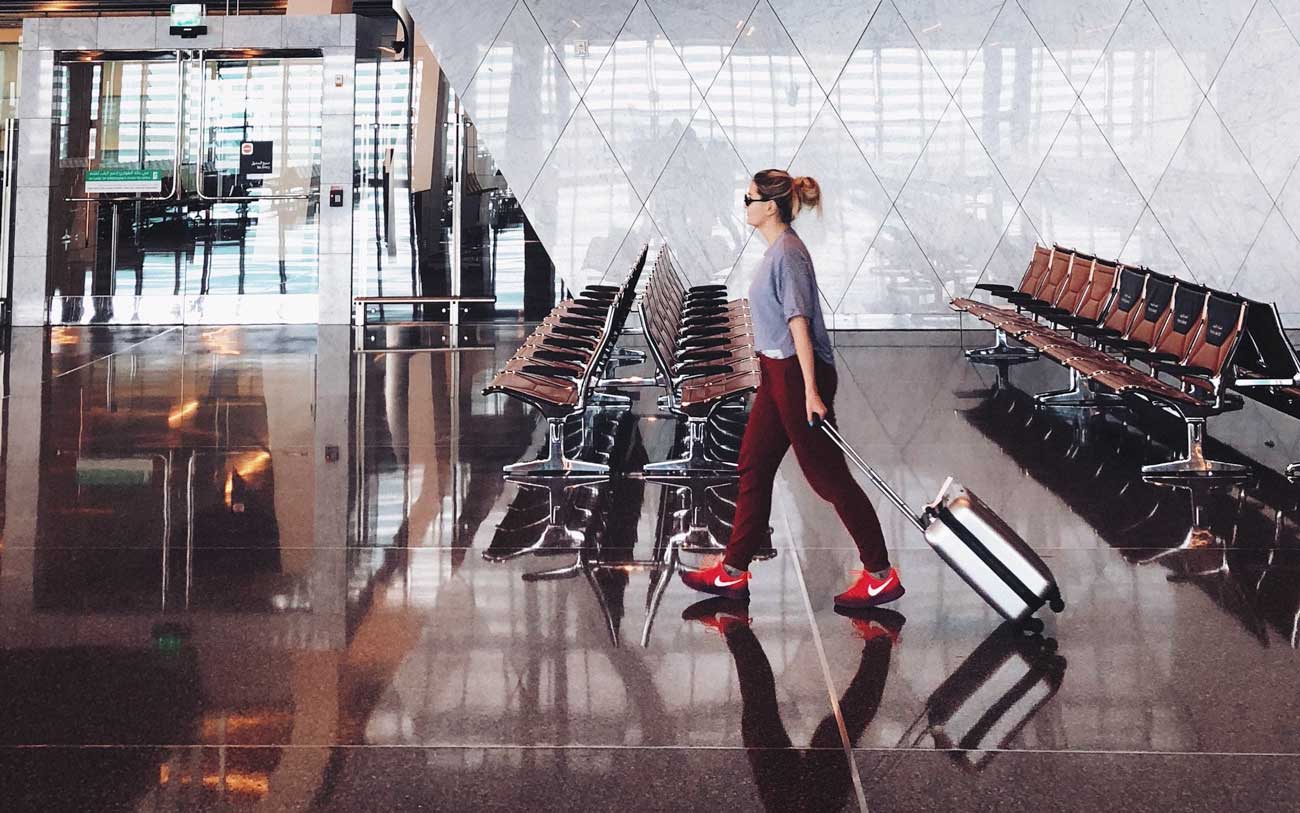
[484,370,578,409]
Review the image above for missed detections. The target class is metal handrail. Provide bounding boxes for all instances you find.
[353,296,497,304]
[352,294,495,326]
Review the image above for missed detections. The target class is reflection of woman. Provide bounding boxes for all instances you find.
[681,170,903,608]
[685,599,902,811]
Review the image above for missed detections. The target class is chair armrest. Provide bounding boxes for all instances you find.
[1029,306,1070,317]
[679,349,729,363]
[974,283,1015,293]
[519,363,577,379]
[677,363,734,378]
[683,315,728,328]
[1052,315,1096,329]
[681,336,729,349]
[1127,349,1179,364]
[1096,336,1146,351]
[1154,362,1213,379]
[1074,325,1120,339]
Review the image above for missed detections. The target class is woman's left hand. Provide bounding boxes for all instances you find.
[806,390,829,426]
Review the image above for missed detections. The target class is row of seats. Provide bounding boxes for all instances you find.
[952,245,1300,479]
[639,247,760,474]
[962,383,1300,644]
[483,245,648,475]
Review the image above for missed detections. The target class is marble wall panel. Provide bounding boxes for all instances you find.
[524,103,646,289]
[409,0,1300,326]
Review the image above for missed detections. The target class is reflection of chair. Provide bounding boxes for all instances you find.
[482,473,609,562]
[517,468,681,647]
[966,382,1300,641]
[644,400,760,553]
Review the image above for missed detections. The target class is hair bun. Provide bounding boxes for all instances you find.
[793,176,822,214]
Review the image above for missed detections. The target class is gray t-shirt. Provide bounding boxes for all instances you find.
[747,229,835,365]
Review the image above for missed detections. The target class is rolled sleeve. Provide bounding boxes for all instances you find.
[776,254,819,323]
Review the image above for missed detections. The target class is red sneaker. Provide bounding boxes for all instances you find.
[681,597,752,635]
[680,560,751,600]
[834,567,905,609]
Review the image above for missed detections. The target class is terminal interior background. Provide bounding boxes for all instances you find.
[0,1,1299,811]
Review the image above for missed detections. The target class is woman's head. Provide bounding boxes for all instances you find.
[745,169,822,227]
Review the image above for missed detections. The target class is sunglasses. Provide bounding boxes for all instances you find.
[743,194,771,207]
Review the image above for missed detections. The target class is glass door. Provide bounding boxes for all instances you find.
[51,51,184,323]
[48,50,324,325]
[186,54,322,322]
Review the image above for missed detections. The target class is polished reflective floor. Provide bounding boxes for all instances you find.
[2,326,1300,812]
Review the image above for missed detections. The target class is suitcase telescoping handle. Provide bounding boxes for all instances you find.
[810,414,929,534]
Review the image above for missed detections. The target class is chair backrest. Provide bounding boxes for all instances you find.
[1031,249,1072,301]
[640,250,684,380]
[573,255,645,407]
[1232,299,1300,382]
[1074,260,1119,322]
[1050,254,1095,313]
[1124,273,1176,347]
[1148,284,1209,361]
[1183,292,1248,380]
[1099,266,1149,334]
[1017,245,1054,295]
[1055,244,1097,262]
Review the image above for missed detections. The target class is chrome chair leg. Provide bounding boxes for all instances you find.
[1141,419,1251,479]
[965,328,1038,364]
[504,417,611,475]
[1034,370,1124,409]
[644,418,736,474]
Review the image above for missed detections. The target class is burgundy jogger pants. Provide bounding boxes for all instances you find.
[723,355,890,573]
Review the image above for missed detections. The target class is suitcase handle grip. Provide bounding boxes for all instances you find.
[924,476,955,516]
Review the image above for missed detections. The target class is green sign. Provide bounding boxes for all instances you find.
[170,4,204,28]
[85,168,163,194]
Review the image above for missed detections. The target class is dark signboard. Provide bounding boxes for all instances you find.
[239,141,273,176]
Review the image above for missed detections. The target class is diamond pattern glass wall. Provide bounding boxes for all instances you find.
[407,0,1300,327]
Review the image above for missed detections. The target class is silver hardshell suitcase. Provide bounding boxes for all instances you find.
[814,418,1064,630]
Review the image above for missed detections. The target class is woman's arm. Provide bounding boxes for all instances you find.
[789,316,828,424]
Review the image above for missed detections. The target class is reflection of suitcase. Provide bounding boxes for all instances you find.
[814,417,1064,629]
[924,626,1067,770]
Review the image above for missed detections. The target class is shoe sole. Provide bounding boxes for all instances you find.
[834,585,905,609]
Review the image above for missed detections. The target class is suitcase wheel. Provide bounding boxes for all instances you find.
[1021,617,1045,635]
[1048,589,1065,614]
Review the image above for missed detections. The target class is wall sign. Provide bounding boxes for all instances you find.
[239,141,274,176]
[170,4,203,27]
[85,168,163,194]
[168,4,207,38]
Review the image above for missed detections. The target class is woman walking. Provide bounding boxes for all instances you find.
[680,170,904,608]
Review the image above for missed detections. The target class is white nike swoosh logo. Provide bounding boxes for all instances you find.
[713,574,746,588]
[866,576,895,597]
